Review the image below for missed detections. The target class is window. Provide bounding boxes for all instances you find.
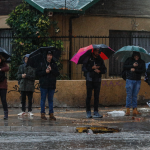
[0,29,12,55]
[109,30,150,76]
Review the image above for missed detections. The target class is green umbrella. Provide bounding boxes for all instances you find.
[114,45,150,63]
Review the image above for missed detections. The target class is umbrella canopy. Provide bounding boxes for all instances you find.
[27,46,61,68]
[0,47,11,60]
[71,44,115,64]
[114,46,150,63]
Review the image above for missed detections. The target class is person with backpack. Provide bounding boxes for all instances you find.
[82,48,107,118]
[0,55,9,120]
[145,62,150,106]
[36,50,60,120]
[17,54,35,116]
[124,51,146,116]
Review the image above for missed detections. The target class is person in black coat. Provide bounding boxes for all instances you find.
[82,48,107,118]
[145,63,150,107]
[36,51,60,120]
[123,51,146,116]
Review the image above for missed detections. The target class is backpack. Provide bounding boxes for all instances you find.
[145,72,148,83]
[145,64,150,85]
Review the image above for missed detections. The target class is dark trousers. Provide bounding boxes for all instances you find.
[86,81,101,112]
[21,91,33,112]
[0,89,8,111]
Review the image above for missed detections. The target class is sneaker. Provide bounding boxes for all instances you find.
[146,101,150,107]
[18,112,26,116]
[86,111,92,118]
[28,112,34,116]
[93,111,103,118]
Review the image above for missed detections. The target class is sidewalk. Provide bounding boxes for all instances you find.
[0,106,150,132]
[0,105,150,132]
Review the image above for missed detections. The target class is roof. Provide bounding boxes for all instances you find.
[25,0,100,13]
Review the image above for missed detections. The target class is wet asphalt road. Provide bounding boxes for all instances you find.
[0,107,149,149]
[0,131,150,150]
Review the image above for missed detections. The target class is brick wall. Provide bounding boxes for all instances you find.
[0,0,22,15]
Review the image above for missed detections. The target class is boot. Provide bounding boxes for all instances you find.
[133,108,141,116]
[41,113,47,120]
[125,108,130,116]
[49,113,56,121]
[4,111,8,120]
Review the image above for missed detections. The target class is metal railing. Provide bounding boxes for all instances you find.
[0,35,150,80]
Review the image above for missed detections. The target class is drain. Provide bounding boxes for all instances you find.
[76,127,120,134]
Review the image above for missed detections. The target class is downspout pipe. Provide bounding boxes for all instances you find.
[69,15,80,79]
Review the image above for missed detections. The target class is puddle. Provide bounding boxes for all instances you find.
[76,126,120,134]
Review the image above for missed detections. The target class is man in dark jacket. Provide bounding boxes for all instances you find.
[82,48,107,118]
[17,54,35,116]
[124,51,146,116]
[36,51,60,120]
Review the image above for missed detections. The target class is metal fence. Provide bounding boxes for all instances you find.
[0,33,150,80]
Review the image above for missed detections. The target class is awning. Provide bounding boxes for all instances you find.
[25,0,100,13]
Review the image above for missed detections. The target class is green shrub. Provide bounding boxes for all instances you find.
[6,1,67,80]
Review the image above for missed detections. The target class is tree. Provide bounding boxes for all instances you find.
[6,1,65,79]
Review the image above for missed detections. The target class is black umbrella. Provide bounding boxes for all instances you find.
[27,46,61,68]
[0,47,11,60]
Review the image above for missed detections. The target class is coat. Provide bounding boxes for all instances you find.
[17,65,35,91]
[36,60,60,89]
[0,63,9,89]
[82,55,107,82]
[146,64,150,85]
[123,57,146,81]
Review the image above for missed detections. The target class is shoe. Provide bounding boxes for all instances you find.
[18,112,26,116]
[147,101,150,107]
[125,108,130,116]
[4,111,8,120]
[28,111,34,116]
[86,111,92,118]
[49,113,56,121]
[93,111,103,118]
[41,113,47,120]
[133,108,141,116]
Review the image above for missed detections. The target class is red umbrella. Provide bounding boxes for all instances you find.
[71,44,115,64]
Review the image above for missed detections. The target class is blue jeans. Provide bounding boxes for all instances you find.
[125,79,141,108]
[40,88,55,114]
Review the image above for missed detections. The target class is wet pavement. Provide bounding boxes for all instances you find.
[0,106,150,149]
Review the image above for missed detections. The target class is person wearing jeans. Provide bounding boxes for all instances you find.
[124,52,145,116]
[82,48,107,118]
[36,51,60,120]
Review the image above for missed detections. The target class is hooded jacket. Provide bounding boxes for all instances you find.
[123,52,146,80]
[17,54,35,91]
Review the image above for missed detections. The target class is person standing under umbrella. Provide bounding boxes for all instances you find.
[0,55,9,119]
[124,51,146,116]
[17,54,35,116]
[82,48,107,118]
[36,51,60,120]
